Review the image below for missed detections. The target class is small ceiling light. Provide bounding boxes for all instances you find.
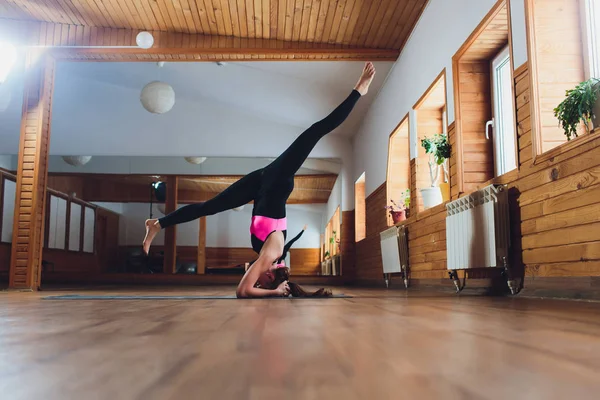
[184,156,207,165]
[62,156,92,166]
[136,32,154,49]
[0,43,17,84]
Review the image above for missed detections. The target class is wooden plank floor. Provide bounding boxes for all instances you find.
[2,287,600,399]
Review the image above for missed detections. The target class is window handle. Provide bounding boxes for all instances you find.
[485,118,494,140]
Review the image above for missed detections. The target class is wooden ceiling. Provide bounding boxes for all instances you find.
[47,173,337,204]
[0,0,429,60]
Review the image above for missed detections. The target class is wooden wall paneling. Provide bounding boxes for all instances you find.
[9,52,55,291]
[409,158,417,215]
[340,210,356,282]
[354,183,387,283]
[458,61,495,193]
[448,122,460,199]
[197,217,206,274]
[289,249,321,276]
[163,176,178,274]
[355,177,366,241]
[365,183,387,239]
[205,247,257,269]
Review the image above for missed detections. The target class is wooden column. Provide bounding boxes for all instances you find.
[197,217,206,274]
[9,52,55,290]
[163,176,178,274]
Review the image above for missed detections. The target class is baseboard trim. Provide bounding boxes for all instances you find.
[519,277,600,301]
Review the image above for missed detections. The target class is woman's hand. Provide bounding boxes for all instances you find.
[303,224,308,231]
[275,280,290,296]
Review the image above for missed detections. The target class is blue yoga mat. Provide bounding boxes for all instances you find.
[43,294,352,300]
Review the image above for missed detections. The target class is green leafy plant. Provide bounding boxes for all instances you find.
[554,78,600,140]
[421,133,451,186]
[384,189,410,212]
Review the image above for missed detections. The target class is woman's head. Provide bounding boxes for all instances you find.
[257,263,332,297]
[255,263,289,289]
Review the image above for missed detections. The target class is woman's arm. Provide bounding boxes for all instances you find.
[236,257,288,298]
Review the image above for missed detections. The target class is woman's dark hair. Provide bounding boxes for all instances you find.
[272,267,332,297]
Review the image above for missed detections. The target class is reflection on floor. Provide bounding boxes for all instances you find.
[2,287,600,399]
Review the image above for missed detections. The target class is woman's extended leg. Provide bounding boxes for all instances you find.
[263,62,375,181]
[142,169,262,254]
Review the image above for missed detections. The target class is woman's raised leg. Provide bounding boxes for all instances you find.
[263,62,376,181]
[142,169,262,254]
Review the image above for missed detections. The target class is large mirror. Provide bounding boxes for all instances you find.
[0,59,389,283]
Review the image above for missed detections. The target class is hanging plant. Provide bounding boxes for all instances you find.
[554,78,600,140]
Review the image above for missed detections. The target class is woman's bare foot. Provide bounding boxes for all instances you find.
[142,219,161,255]
[354,62,376,96]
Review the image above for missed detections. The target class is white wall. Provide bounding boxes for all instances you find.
[510,0,528,68]
[0,155,14,170]
[325,173,342,227]
[0,55,25,155]
[353,0,529,195]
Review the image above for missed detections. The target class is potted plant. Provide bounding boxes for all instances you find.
[385,189,410,224]
[420,133,451,208]
[554,77,600,140]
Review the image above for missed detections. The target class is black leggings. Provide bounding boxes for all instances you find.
[158,89,361,230]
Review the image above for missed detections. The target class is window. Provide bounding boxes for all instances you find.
[68,202,82,251]
[48,195,68,249]
[526,0,588,157]
[582,0,600,79]
[453,1,510,191]
[1,177,15,243]
[386,115,410,226]
[83,206,95,253]
[355,173,366,242]
[490,45,518,176]
[413,70,448,211]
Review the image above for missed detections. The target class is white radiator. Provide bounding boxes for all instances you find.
[380,226,402,274]
[446,184,510,270]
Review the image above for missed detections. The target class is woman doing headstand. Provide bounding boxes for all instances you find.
[142,62,376,298]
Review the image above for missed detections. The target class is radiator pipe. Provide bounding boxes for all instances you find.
[502,257,520,295]
[448,271,464,293]
[402,264,409,289]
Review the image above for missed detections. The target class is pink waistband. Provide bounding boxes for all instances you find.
[250,216,287,242]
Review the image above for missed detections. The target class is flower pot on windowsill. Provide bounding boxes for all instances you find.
[389,209,406,224]
[421,187,443,209]
[439,182,450,202]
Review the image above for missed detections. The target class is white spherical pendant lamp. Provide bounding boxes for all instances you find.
[184,156,207,165]
[140,81,175,114]
[62,156,92,167]
[136,32,154,49]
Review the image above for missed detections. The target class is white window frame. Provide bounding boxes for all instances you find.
[581,0,600,79]
[490,45,518,177]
